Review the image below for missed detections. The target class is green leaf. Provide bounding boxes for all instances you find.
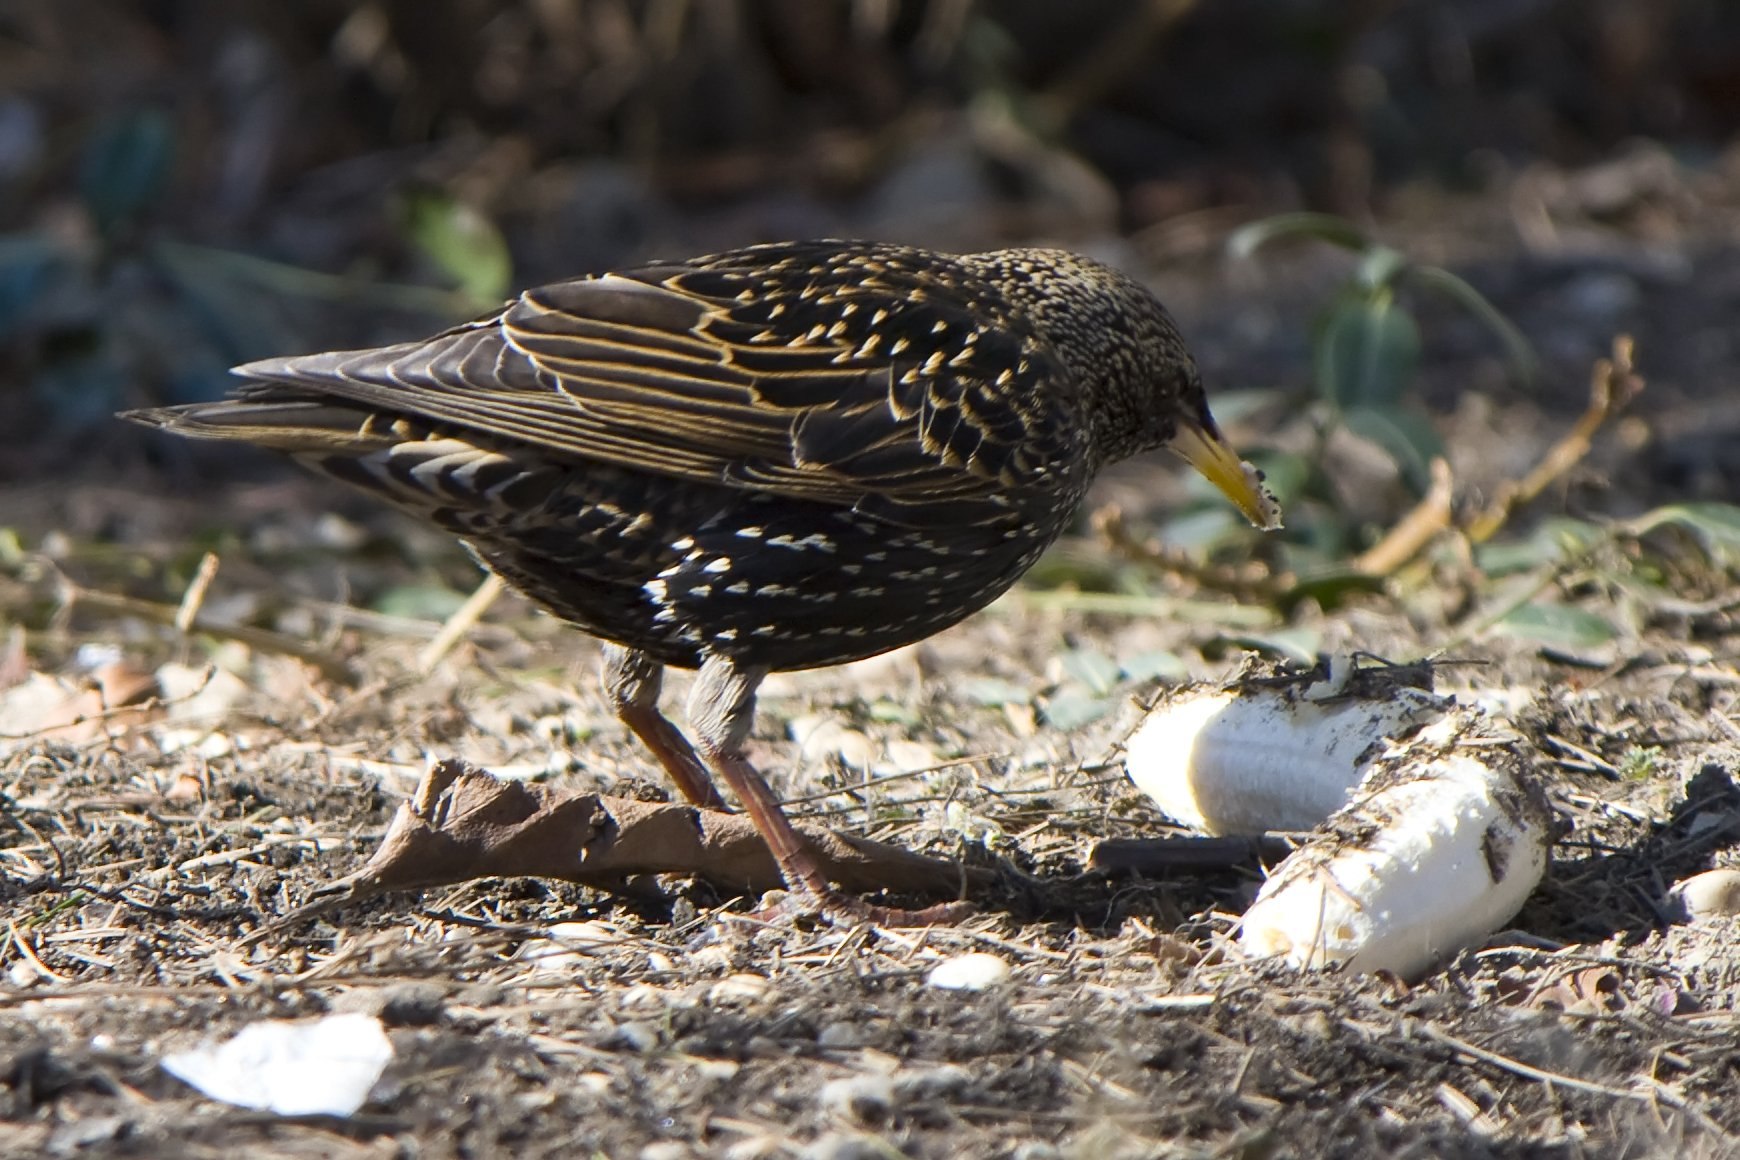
[1201,628,1322,666]
[397,188,512,308]
[1473,518,1605,575]
[1040,688,1114,731]
[79,109,175,236]
[1407,265,1537,385]
[1058,648,1121,696]
[960,677,1033,707]
[1634,503,1740,551]
[1228,212,1370,259]
[1493,602,1619,650]
[867,699,920,726]
[1315,292,1421,410]
[1341,403,1442,491]
[1119,649,1188,684]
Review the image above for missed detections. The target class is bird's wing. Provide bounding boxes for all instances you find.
[228,244,1085,526]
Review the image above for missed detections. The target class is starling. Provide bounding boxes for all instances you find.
[122,239,1280,923]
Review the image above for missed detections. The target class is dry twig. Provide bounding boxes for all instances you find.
[1464,335,1645,545]
[418,572,506,672]
[1353,456,1455,576]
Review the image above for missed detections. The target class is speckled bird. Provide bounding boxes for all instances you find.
[123,239,1281,923]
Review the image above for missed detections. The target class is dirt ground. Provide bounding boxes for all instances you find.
[6,175,1740,1159]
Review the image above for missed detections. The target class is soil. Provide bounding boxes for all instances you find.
[6,176,1740,1159]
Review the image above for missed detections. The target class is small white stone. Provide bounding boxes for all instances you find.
[707,973,772,1004]
[608,1021,659,1052]
[924,952,1010,991]
[520,920,621,974]
[1668,869,1740,922]
[817,1074,894,1123]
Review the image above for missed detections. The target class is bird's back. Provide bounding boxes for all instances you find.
[123,240,1103,670]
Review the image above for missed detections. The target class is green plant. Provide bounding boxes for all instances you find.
[1229,212,1535,491]
[0,108,507,427]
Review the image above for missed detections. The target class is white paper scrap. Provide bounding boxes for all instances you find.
[162,1012,394,1117]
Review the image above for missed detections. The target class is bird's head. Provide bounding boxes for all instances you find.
[976,248,1282,531]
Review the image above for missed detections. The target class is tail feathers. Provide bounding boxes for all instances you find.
[122,397,559,522]
[119,398,407,454]
[230,343,426,389]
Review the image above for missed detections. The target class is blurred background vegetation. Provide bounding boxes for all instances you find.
[1,0,1738,634]
[1,0,1736,455]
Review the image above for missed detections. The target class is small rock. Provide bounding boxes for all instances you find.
[790,715,875,772]
[639,1144,693,1160]
[882,739,940,775]
[817,1074,894,1124]
[521,921,622,974]
[892,1064,972,1099]
[607,1021,659,1053]
[816,1021,866,1050]
[1012,1144,1063,1160]
[156,662,250,724]
[708,974,771,1004]
[370,982,446,1027]
[924,952,1011,992]
[47,1114,129,1154]
[1667,868,1740,922]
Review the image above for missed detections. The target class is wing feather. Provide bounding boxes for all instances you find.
[228,242,1084,525]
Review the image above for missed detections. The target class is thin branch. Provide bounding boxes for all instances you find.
[1354,456,1454,576]
[57,579,354,684]
[1465,335,1644,545]
[418,572,507,673]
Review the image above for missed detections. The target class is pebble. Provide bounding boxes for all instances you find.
[817,1074,894,1124]
[892,1064,972,1099]
[367,982,446,1027]
[520,920,622,974]
[816,1021,867,1050]
[1667,868,1740,923]
[924,952,1011,991]
[607,1021,659,1053]
[708,973,772,1004]
[790,715,875,772]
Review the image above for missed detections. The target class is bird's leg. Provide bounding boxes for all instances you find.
[600,644,725,810]
[688,654,971,926]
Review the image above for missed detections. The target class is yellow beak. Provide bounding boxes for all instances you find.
[1169,419,1284,530]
